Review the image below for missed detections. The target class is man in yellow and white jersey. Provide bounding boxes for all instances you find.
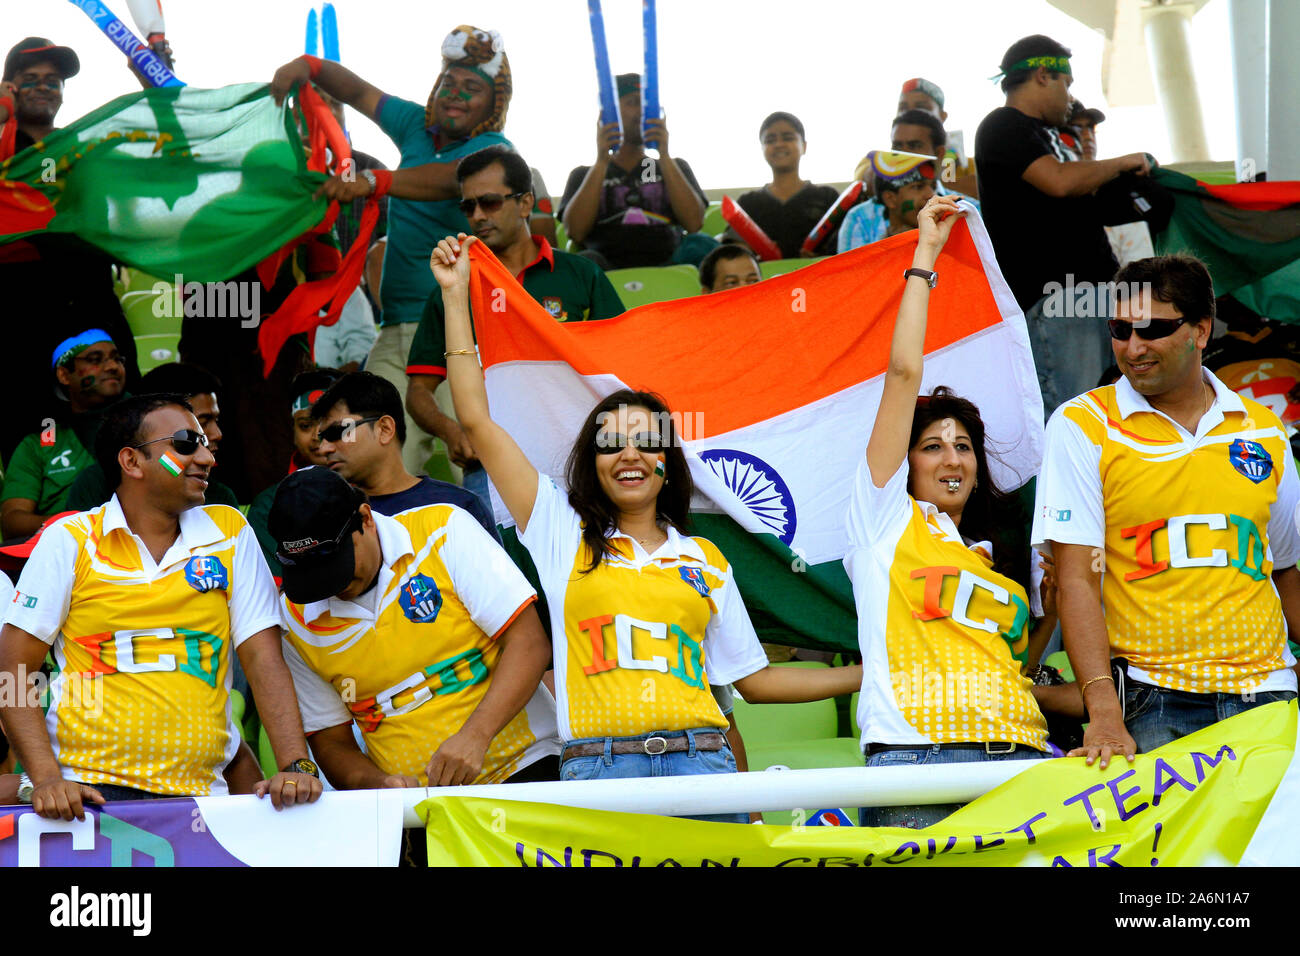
[1033,255,1300,768]
[269,467,559,793]
[0,393,323,820]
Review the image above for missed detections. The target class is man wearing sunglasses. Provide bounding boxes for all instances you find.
[1033,254,1300,770]
[1,329,127,538]
[0,394,322,819]
[407,147,623,514]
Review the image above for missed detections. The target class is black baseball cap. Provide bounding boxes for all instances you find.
[268,467,366,604]
[1069,100,1106,125]
[4,38,80,82]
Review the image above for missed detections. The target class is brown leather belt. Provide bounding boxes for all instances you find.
[562,733,728,760]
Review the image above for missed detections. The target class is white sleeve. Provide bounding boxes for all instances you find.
[700,558,770,685]
[280,637,352,734]
[1269,437,1300,568]
[1030,408,1105,552]
[845,456,912,551]
[439,506,537,638]
[1028,546,1047,619]
[0,570,15,613]
[3,521,79,643]
[228,522,285,647]
[516,473,582,584]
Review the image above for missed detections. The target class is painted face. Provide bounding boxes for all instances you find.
[134,405,215,508]
[593,404,668,514]
[12,61,63,126]
[293,409,329,467]
[707,255,762,293]
[189,392,223,455]
[761,120,805,172]
[315,400,384,484]
[60,340,125,406]
[433,66,493,134]
[1113,292,1209,399]
[459,161,529,252]
[897,90,942,120]
[887,179,938,228]
[892,122,944,164]
[907,416,977,513]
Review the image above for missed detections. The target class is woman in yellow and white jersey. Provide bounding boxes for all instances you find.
[431,233,861,823]
[847,195,1051,829]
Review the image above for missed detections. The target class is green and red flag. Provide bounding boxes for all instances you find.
[0,82,378,374]
[1152,167,1300,322]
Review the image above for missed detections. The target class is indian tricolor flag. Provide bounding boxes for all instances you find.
[471,206,1044,651]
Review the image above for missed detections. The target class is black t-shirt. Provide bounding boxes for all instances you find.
[367,475,501,543]
[559,156,708,269]
[735,183,840,259]
[974,106,1117,310]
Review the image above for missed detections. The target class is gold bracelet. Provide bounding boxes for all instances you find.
[444,348,477,356]
[1079,674,1114,695]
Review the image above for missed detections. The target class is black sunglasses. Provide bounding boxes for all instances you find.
[276,511,359,567]
[132,429,208,456]
[318,415,382,443]
[1107,318,1191,341]
[458,191,526,216]
[594,432,668,455]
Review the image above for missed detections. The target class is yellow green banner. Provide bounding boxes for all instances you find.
[419,702,1296,867]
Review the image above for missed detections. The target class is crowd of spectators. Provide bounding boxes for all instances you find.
[0,22,1294,852]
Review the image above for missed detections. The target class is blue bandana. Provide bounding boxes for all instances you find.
[51,328,113,369]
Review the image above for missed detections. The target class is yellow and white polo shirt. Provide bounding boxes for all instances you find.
[518,474,769,742]
[1032,370,1300,694]
[280,505,560,785]
[4,497,280,795]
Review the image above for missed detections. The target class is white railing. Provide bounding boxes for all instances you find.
[398,762,1039,828]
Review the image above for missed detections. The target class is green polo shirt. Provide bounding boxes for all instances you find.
[1,429,95,515]
[406,237,625,377]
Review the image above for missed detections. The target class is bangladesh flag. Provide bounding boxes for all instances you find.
[0,82,378,371]
[471,207,1045,655]
[1152,167,1300,322]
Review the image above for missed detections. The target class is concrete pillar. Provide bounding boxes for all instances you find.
[1268,0,1300,179]
[1228,0,1268,180]
[1142,1,1212,163]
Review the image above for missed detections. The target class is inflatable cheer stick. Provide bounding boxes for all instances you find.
[305,8,319,56]
[69,0,184,87]
[587,0,622,145]
[801,181,863,256]
[721,196,782,262]
[642,0,661,150]
[321,3,340,62]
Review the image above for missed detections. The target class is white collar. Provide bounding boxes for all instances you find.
[1113,367,1244,424]
[915,498,994,557]
[608,522,705,563]
[102,493,224,552]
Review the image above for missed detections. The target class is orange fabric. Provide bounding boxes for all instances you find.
[1201,179,1300,212]
[466,219,1001,437]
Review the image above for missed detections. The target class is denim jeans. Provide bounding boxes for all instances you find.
[560,728,747,824]
[1024,289,1115,418]
[858,744,1048,830]
[462,462,493,519]
[1124,683,1297,753]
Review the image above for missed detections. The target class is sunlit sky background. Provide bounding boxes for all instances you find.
[14,0,1239,195]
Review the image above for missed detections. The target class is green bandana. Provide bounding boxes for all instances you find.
[991,54,1071,82]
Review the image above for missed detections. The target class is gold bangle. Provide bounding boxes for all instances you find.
[1079,674,1114,695]
[444,348,477,356]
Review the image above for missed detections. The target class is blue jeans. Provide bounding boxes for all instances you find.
[1124,683,1297,753]
[560,728,747,824]
[858,744,1048,830]
[1024,288,1114,418]
[462,462,492,518]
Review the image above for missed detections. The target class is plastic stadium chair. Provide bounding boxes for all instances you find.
[732,694,837,749]
[849,691,860,738]
[230,689,246,741]
[117,267,182,371]
[258,725,278,779]
[760,257,826,279]
[701,201,726,239]
[1044,650,1075,683]
[422,447,455,483]
[555,218,569,251]
[606,264,701,310]
[745,737,865,825]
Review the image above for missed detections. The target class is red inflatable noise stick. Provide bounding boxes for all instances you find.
[801,180,863,256]
[721,195,783,262]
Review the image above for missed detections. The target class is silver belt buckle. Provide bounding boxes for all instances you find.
[643,735,668,755]
[985,741,1015,754]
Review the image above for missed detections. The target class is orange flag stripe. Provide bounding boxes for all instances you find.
[468,221,1004,438]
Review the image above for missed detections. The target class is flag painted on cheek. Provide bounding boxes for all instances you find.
[654,456,665,477]
[159,452,184,477]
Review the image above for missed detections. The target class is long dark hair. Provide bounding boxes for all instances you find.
[909,386,1027,591]
[564,389,694,573]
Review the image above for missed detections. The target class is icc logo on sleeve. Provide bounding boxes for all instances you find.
[185,555,229,593]
[679,566,711,598]
[399,574,443,623]
[1228,439,1273,484]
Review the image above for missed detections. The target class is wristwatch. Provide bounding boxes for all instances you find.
[361,168,377,196]
[282,758,320,778]
[903,268,938,288]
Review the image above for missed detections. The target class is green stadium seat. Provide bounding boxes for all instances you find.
[760,257,827,279]
[745,737,865,825]
[230,689,246,740]
[701,201,726,239]
[606,264,701,309]
[117,267,182,371]
[1045,650,1075,683]
[555,218,568,251]
[422,447,455,483]
[849,691,860,738]
[732,691,837,749]
[257,725,278,779]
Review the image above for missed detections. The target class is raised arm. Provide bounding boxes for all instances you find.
[1021,152,1149,199]
[864,194,964,487]
[431,234,541,532]
[270,56,384,120]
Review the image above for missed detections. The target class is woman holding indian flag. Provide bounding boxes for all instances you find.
[430,232,860,823]
[846,193,1057,829]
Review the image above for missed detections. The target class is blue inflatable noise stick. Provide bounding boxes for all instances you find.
[68,0,184,88]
